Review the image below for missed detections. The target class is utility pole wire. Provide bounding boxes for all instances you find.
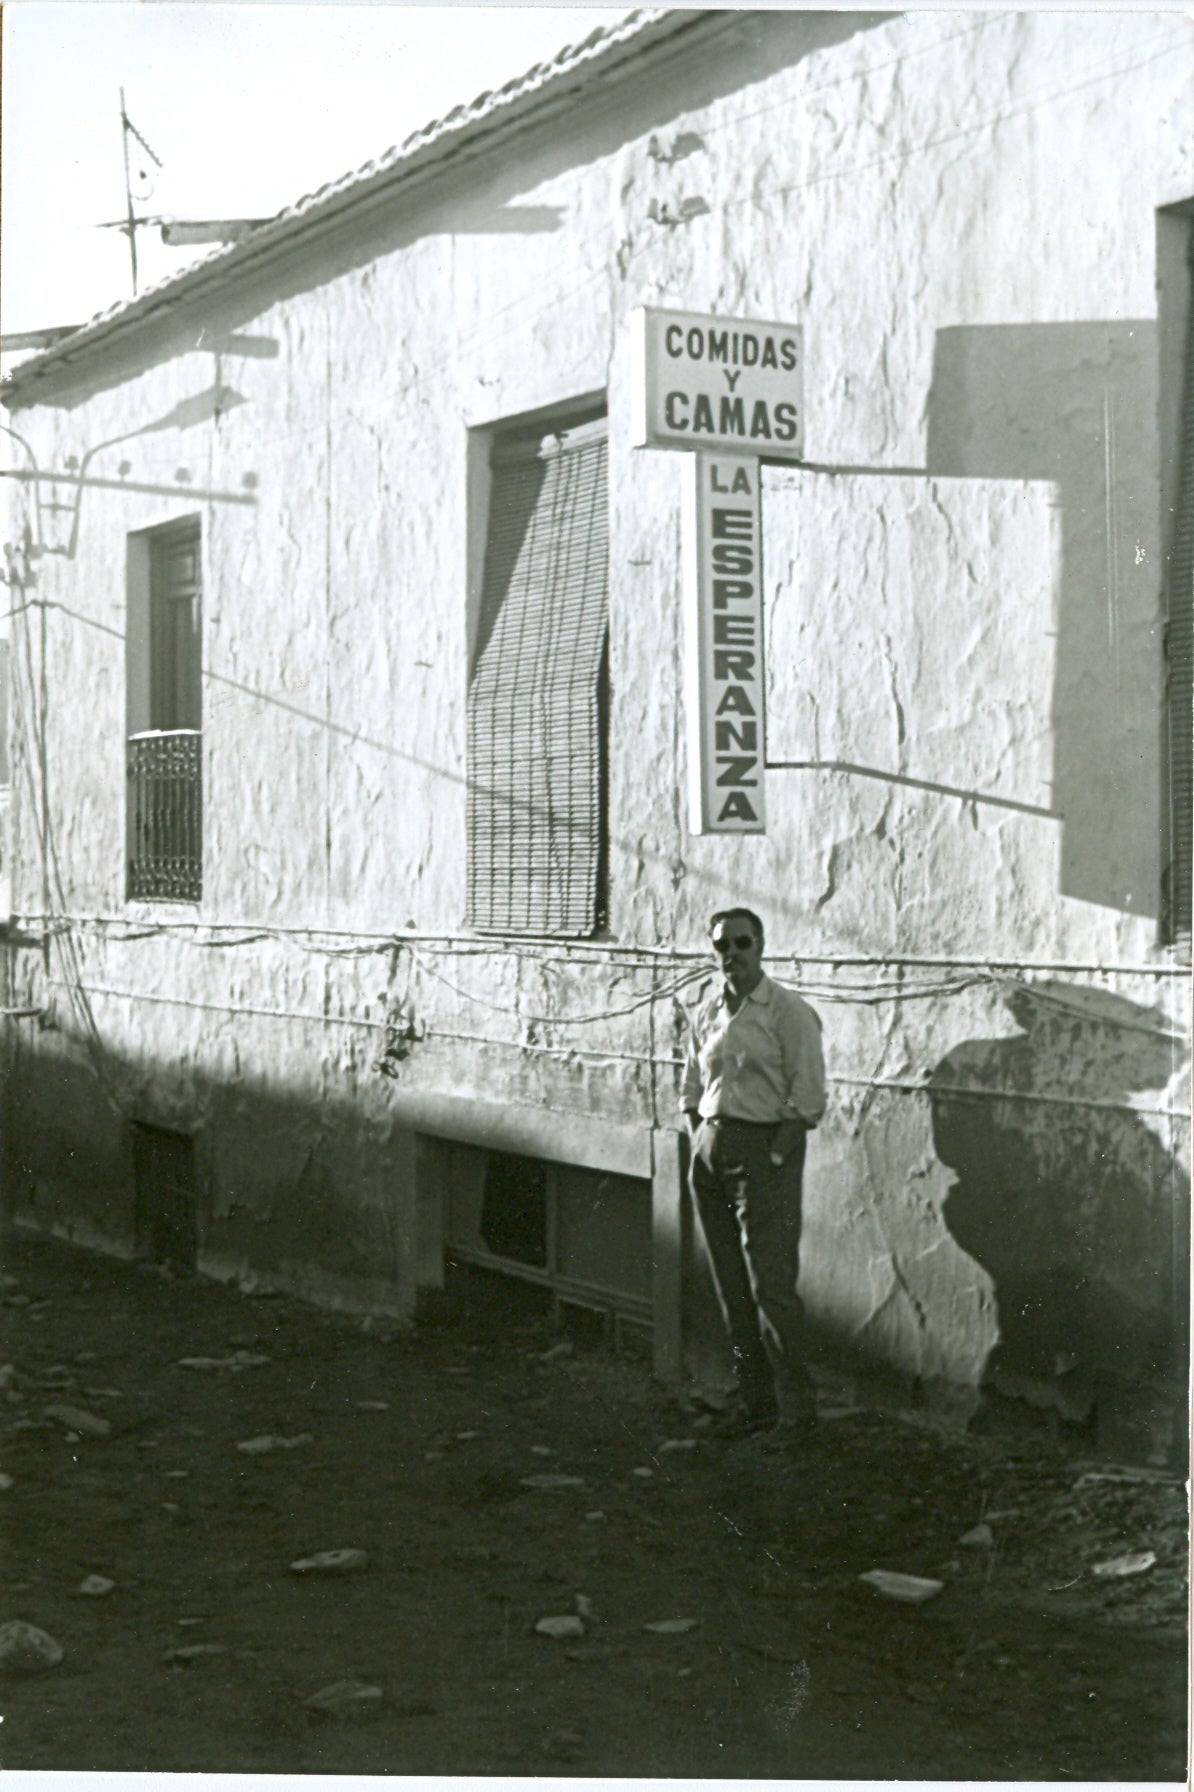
[118,88,162,296]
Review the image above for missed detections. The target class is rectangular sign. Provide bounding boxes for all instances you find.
[632,306,803,459]
[682,452,766,834]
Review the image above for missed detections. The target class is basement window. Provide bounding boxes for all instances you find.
[132,1121,197,1270]
[441,1143,652,1329]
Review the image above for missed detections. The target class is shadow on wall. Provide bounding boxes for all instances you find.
[0,1022,416,1316]
[931,981,1189,1432]
[929,322,1160,918]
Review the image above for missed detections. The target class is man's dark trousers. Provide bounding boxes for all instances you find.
[690,1116,815,1421]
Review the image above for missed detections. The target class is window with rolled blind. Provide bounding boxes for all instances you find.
[467,417,609,935]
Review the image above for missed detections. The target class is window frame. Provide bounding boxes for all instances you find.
[465,405,611,938]
[125,514,204,905]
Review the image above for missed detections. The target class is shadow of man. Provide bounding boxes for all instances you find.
[930,982,1188,1458]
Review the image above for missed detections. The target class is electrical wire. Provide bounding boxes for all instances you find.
[42,977,1191,1122]
[406,945,706,1025]
[11,900,1188,1042]
[9,908,1188,982]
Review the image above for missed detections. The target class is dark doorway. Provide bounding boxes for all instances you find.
[133,1123,198,1269]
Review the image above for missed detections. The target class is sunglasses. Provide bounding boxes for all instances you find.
[712,933,757,953]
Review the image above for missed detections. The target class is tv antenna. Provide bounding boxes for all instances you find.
[119,88,162,295]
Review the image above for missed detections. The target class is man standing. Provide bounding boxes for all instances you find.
[681,907,826,1437]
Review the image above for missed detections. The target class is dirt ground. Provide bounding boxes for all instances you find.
[0,1228,1188,1779]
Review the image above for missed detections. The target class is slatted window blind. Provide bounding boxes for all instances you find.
[1166,228,1193,946]
[468,419,609,935]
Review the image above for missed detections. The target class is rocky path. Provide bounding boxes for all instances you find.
[0,1232,1187,1777]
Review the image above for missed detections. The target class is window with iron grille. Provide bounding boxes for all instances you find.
[467,415,609,935]
[127,520,202,902]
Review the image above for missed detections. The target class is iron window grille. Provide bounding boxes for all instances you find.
[127,729,202,902]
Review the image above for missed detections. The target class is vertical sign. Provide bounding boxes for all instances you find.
[682,452,766,834]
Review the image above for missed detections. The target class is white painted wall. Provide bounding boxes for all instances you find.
[2,11,1189,1419]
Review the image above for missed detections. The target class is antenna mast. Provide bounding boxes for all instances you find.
[119,89,162,295]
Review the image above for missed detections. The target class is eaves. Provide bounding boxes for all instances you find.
[2,7,727,410]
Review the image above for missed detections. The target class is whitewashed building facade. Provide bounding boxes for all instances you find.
[2,9,1190,1457]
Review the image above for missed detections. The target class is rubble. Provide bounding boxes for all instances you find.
[0,1230,1187,1776]
[235,1434,314,1455]
[0,1620,64,1673]
[1092,1551,1157,1579]
[43,1403,110,1437]
[290,1548,369,1574]
[520,1473,585,1490]
[304,1679,384,1715]
[1076,1467,1183,1489]
[176,1352,271,1372]
[541,1725,584,1760]
[859,1571,944,1604]
[77,1575,116,1596]
[535,1615,585,1639]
